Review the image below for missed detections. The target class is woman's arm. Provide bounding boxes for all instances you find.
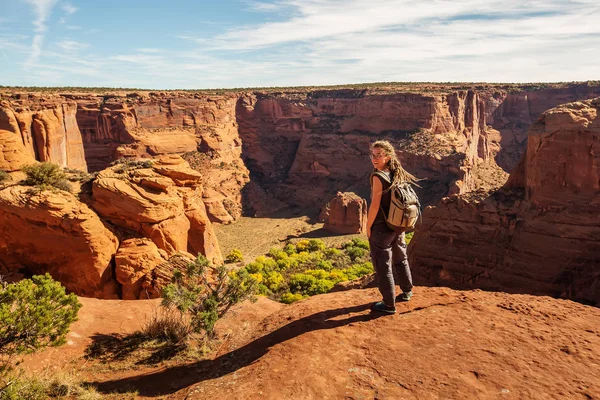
[366,176,383,238]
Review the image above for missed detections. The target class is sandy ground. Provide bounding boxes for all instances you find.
[16,216,600,399]
[81,287,600,399]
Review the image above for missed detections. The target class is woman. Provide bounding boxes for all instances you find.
[366,140,417,314]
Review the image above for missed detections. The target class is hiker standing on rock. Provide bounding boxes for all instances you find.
[366,140,419,314]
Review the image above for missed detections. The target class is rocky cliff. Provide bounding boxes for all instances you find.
[1,92,249,223]
[409,98,600,305]
[3,84,600,214]
[0,156,222,299]
[486,83,600,171]
[2,84,599,300]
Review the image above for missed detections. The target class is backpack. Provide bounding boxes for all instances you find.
[370,171,421,232]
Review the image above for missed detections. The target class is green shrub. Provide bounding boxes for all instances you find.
[268,248,288,261]
[0,274,81,372]
[276,257,298,271]
[160,255,258,338]
[238,240,374,303]
[225,249,243,264]
[316,260,334,271]
[263,271,285,292]
[283,243,297,255]
[323,247,342,259]
[295,240,310,253]
[0,374,46,399]
[0,171,10,184]
[343,262,374,280]
[110,158,154,174]
[21,163,71,192]
[345,246,367,261]
[343,238,370,250]
[288,273,335,296]
[306,239,325,252]
[0,372,103,400]
[280,292,305,304]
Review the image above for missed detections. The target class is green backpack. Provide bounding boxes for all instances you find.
[371,171,421,232]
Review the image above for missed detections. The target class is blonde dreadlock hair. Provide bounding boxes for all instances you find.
[371,140,419,190]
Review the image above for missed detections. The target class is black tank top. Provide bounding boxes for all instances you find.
[371,170,394,227]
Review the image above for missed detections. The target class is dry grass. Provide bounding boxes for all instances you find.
[141,309,193,344]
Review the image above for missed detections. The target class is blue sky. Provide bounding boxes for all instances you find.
[1,0,599,89]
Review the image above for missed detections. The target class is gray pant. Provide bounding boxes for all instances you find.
[369,227,413,306]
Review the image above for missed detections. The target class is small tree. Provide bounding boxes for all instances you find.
[225,249,243,264]
[0,274,81,374]
[161,255,258,338]
[0,171,10,184]
[21,163,71,192]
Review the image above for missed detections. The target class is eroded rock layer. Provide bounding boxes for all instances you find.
[0,186,119,298]
[409,98,600,305]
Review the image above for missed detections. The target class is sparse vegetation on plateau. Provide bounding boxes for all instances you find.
[110,158,154,174]
[0,171,10,184]
[236,238,374,303]
[157,255,258,340]
[20,162,72,192]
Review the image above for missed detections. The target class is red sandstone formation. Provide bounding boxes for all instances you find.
[0,155,221,299]
[321,191,367,234]
[115,238,167,300]
[409,98,600,305]
[0,98,86,172]
[92,155,223,265]
[0,186,119,298]
[487,84,600,171]
[1,92,249,224]
[237,89,510,208]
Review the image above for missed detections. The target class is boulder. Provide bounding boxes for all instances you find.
[322,192,367,234]
[115,239,166,300]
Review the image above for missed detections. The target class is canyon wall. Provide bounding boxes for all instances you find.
[0,97,86,172]
[486,83,600,171]
[409,98,600,305]
[1,92,249,223]
[4,84,600,215]
[237,89,504,208]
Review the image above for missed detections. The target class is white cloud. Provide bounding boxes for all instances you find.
[57,40,89,52]
[61,2,77,15]
[9,0,600,88]
[23,0,59,67]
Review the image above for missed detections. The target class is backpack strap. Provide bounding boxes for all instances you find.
[370,170,391,186]
[370,171,392,220]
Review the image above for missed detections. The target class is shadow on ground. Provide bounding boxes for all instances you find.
[88,303,384,396]
[85,333,188,366]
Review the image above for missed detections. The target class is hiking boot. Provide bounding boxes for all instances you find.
[396,291,413,302]
[371,301,396,314]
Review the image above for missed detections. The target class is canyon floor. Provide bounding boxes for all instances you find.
[19,215,600,399]
[212,209,365,261]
